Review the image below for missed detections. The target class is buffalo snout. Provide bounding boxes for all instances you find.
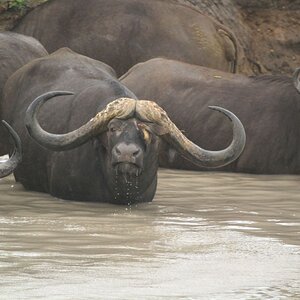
[112,142,143,167]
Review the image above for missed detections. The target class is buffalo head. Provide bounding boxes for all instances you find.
[25,92,246,204]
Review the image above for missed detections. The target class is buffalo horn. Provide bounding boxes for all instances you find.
[25,92,136,150]
[293,67,300,93]
[0,121,22,178]
[135,100,246,168]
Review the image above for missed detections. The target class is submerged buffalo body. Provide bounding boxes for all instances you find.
[0,31,48,155]
[1,49,245,203]
[121,58,300,174]
[13,0,239,76]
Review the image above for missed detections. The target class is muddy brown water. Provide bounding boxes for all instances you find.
[0,169,299,299]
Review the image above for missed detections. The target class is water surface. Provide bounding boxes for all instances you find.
[0,170,299,299]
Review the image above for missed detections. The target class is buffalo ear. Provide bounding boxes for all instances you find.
[158,141,178,167]
[166,148,178,164]
[293,68,300,93]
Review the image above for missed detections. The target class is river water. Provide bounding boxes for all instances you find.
[0,169,299,299]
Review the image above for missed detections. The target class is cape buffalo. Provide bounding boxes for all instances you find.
[0,31,48,155]
[1,48,245,203]
[13,0,239,76]
[0,32,48,98]
[120,58,300,174]
[0,120,22,178]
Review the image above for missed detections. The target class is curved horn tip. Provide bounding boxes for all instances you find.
[208,105,227,112]
[26,90,75,123]
[0,119,22,165]
[1,120,10,129]
[208,105,235,121]
[48,90,74,95]
[293,68,300,93]
[38,90,75,100]
[1,120,20,141]
[293,67,300,76]
[26,91,75,116]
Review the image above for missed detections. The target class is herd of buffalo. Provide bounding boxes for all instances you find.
[0,0,299,204]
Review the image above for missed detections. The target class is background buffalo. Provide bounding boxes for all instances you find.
[1,0,299,76]
[121,58,300,174]
[0,31,47,155]
[12,0,240,76]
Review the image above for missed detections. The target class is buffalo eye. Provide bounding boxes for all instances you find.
[108,120,123,134]
[108,124,121,134]
[109,126,117,133]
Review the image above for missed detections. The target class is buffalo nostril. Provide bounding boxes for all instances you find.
[133,149,140,157]
[115,147,121,155]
